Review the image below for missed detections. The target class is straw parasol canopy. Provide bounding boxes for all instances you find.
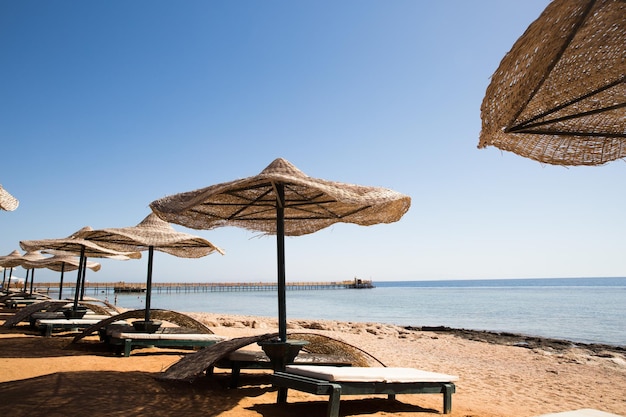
[24,254,101,299]
[0,250,24,269]
[0,250,24,291]
[150,157,411,342]
[21,227,142,259]
[478,0,625,166]
[21,228,141,313]
[76,213,224,326]
[150,158,411,236]
[0,185,19,211]
[25,254,101,273]
[19,251,47,295]
[77,213,224,257]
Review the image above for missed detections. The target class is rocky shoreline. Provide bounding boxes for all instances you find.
[412,325,626,355]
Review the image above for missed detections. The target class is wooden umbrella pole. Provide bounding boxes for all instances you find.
[29,269,35,295]
[72,247,85,310]
[145,246,154,323]
[276,183,287,343]
[58,263,65,299]
[24,269,30,294]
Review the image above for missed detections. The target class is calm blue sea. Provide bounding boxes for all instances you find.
[95,277,626,347]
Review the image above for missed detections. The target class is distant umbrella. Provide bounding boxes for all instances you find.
[0,250,24,268]
[478,0,625,166]
[0,250,25,291]
[21,228,141,314]
[77,213,223,328]
[19,251,47,295]
[0,185,19,211]
[150,157,411,342]
[24,254,101,299]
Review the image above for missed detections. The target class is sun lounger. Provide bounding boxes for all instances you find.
[108,330,227,357]
[536,410,623,417]
[271,365,458,416]
[30,312,111,327]
[4,298,42,309]
[36,318,127,337]
[208,349,353,388]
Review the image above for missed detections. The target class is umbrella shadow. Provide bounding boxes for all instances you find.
[0,327,115,359]
[0,370,269,417]
[249,397,439,416]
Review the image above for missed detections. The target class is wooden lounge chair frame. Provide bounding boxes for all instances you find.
[207,350,352,388]
[108,332,226,357]
[36,318,122,337]
[4,298,41,309]
[271,366,456,416]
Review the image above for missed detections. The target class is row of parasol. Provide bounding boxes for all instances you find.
[3,158,411,340]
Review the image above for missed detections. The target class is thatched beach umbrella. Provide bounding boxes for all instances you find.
[25,254,101,299]
[0,185,19,211]
[478,0,625,166]
[19,251,47,296]
[21,228,141,315]
[150,157,411,342]
[0,250,25,291]
[76,213,223,329]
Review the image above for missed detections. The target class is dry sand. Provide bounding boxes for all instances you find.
[0,310,624,417]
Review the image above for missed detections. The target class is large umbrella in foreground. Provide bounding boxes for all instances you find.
[0,185,19,211]
[21,228,141,314]
[77,213,223,328]
[150,157,411,342]
[25,254,101,299]
[478,0,625,166]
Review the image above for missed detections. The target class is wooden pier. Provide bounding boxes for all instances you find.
[33,279,374,295]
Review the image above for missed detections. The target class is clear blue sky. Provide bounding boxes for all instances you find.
[1,1,624,284]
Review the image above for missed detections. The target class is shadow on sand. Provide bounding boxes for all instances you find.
[250,397,438,416]
[0,370,270,417]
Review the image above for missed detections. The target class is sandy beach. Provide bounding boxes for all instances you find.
[0,310,624,417]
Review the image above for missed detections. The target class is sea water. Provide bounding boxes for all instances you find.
[101,277,626,346]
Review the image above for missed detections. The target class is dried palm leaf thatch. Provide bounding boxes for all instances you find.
[158,331,385,382]
[293,332,385,367]
[0,184,19,211]
[0,250,24,269]
[24,254,101,272]
[76,213,223,257]
[72,309,214,343]
[81,296,122,313]
[78,302,116,316]
[150,158,411,237]
[479,0,625,166]
[20,228,142,259]
[158,333,279,382]
[2,300,112,328]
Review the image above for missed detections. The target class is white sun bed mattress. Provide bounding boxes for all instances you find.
[285,365,459,383]
[109,331,227,341]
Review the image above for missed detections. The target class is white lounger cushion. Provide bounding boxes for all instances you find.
[536,410,623,417]
[37,319,127,326]
[110,332,227,341]
[285,365,459,383]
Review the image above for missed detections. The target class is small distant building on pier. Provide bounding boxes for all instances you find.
[113,284,146,293]
[349,277,374,289]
